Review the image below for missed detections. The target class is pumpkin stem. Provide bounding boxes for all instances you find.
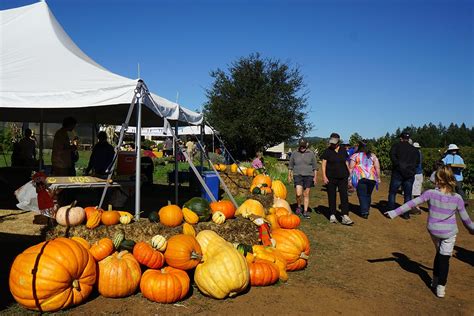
[190,251,202,261]
[72,279,80,291]
[300,252,309,260]
[108,204,112,211]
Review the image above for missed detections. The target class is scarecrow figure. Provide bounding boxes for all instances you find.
[32,172,57,218]
[249,214,276,247]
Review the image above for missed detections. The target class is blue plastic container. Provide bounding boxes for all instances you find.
[201,171,219,202]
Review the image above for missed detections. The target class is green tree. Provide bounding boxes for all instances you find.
[349,132,363,146]
[203,53,311,159]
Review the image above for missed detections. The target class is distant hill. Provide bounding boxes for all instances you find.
[287,136,325,146]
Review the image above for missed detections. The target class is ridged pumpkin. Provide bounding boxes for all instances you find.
[84,206,99,220]
[248,259,280,286]
[271,180,287,199]
[113,231,125,249]
[133,242,165,269]
[164,234,202,270]
[212,211,226,224]
[118,211,133,222]
[182,222,196,236]
[266,214,280,230]
[272,229,310,271]
[278,214,301,229]
[210,200,236,219]
[272,198,292,213]
[252,245,288,282]
[235,199,265,218]
[89,238,114,262]
[86,209,102,229]
[120,215,131,224]
[140,266,190,304]
[195,230,250,299]
[56,205,85,226]
[101,205,121,226]
[9,238,96,312]
[183,197,211,222]
[159,204,183,227]
[182,207,199,224]
[251,174,272,188]
[151,235,167,251]
[97,251,141,298]
[71,236,90,250]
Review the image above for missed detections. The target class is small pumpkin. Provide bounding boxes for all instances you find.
[249,259,280,286]
[159,204,183,227]
[182,222,197,236]
[183,197,211,222]
[272,229,310,271]
[71,236,90,250]
[97,251,141,298]
[272,198,292,213]
[230,163,238,173]
[101,204,121,226]
[118,211,133,221]
[210,200,236,219]
[271,180,287,200]
[246,167,255,177]
[218,164,227,172]
[55,205,85,226]
[113,231,125,249]
[148,211,159,223]
[164,234,202,270]
[266,214,280,230]
[151,234,167,251]
[84,206,102,219]
[234,243,253,256]
[252,245,288,282]
[182,207,199,224]
[119,239,136,252]
[140,266,190,304]
[251,174,272,188]
[274,207,291,217]
[86,209,102,229]
[212,211,226,224]
[235,199,265,218]
[9,238,96,312]
[278,214,301,229]
[251,186,261,195]
[120,215,132,224]
[89,238,114,262]
[133,241,165,269]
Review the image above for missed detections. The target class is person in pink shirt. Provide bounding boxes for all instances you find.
[252,151,264,169]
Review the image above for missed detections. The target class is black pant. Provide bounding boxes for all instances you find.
[433,252,450,286]
[327,177,349,216]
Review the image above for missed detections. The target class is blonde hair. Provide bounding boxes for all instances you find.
[435,165,457,193]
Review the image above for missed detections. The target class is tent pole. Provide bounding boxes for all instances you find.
[200,123,204,176]
[39,110,44,171]
[174,121,179,205]
[135,90,142,220]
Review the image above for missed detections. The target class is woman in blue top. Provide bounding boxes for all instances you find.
[441,144,466,203]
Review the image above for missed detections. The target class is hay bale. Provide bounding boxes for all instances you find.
[46,216,259,245]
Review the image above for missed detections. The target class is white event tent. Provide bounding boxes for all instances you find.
[0,1,213,217]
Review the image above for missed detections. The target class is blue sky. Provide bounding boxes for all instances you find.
[1,0,473,140]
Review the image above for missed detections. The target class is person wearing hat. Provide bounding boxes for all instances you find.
[411,142,423,214]
[321,133,354,225]
[288,138,318,219]
[387,132,420,219]
[442,144,466,202]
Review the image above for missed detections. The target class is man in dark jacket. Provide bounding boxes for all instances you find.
[387,132,420,219]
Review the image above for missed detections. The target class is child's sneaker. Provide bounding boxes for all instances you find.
[329,214,337,223]
[431,276,438,288]
[295,207,302,216]
[341,215,354,226]
[302,212,311,219]
[436,285,445,298]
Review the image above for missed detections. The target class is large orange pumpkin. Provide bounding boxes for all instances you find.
[272,229,310,271]
[159,204,183,227]
[249,259,280,286]
[97,251,142,298]
[271,180,287,200]
[9,238,97,312]
[164,234,202,270]
[89,238,114,262]
[251,174,272,188]
[209,200,236,219]
[140,266,190,304]
[71,236,91,249]
[277,214,301,229]
[133,242,165,269]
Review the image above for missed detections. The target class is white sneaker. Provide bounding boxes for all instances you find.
[329,215,337,224]
[341,215,354,225]
[436,285,445,298]
[431,276,438,288]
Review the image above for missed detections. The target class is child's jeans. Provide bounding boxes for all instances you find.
[431,235,456,256]
[431,234,456,286]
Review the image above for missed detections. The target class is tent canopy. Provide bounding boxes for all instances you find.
[0,1,202,126]
[115,125,214,137]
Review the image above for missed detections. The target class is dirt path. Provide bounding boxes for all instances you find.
[1,177,473,315]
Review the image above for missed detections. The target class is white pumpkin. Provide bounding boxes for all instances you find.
[55,205,86,226]
[119,215,131,225]
[151,235,167,251]
[212,211,226,225]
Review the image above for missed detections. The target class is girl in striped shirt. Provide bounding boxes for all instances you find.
[385,165,474,298]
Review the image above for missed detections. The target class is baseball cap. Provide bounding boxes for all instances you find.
[328,132,340,145]
[413,142,421,148]
[399,132,410,139]
[298,139,308,148]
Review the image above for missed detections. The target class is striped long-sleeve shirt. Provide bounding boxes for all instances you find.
[386,189,474,239]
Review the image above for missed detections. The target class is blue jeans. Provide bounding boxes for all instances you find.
[387,170,415,211]
[356,178,376,215]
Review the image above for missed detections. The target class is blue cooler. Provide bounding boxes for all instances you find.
[201,171,219,202]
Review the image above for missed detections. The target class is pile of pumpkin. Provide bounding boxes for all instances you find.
[9,181,310,312]
[214,163,264,177]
